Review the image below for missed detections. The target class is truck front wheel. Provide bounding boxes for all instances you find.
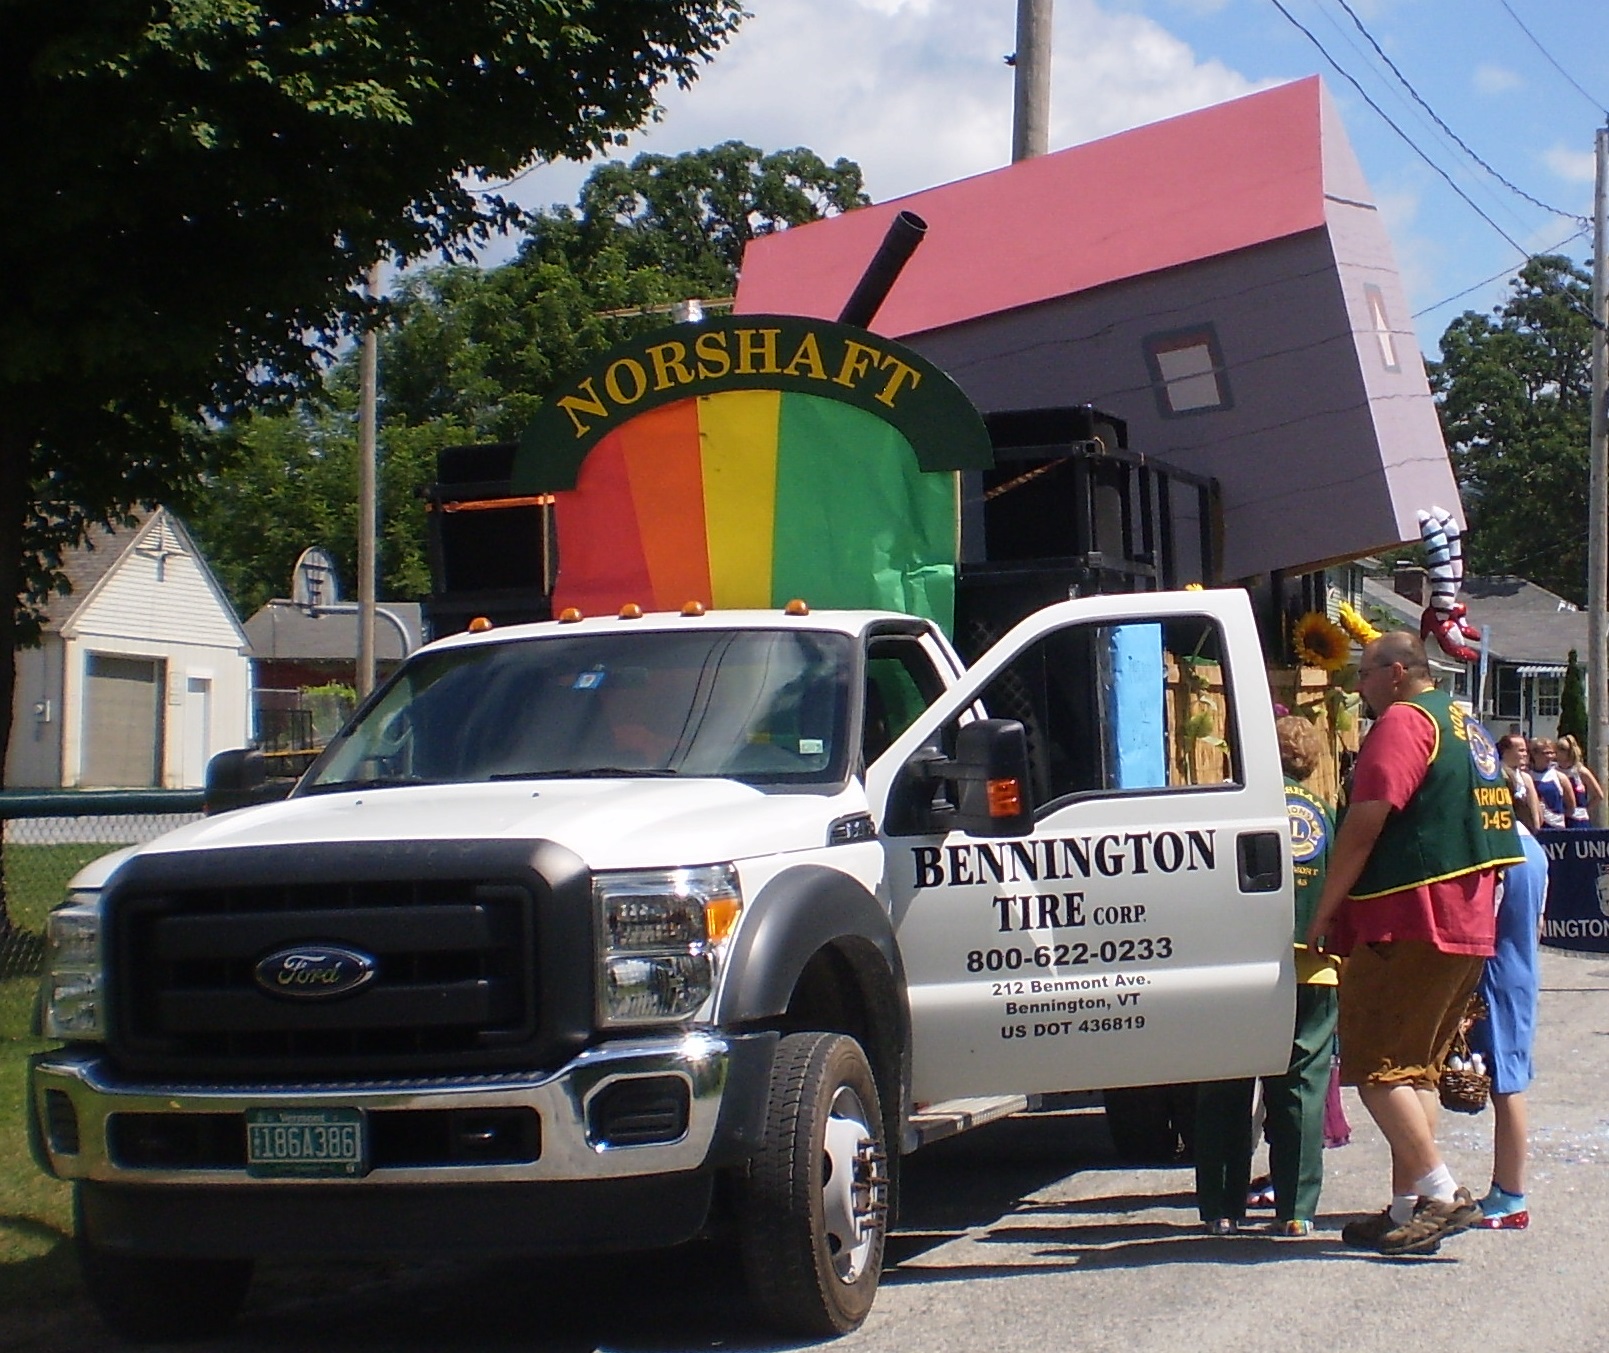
[740,1032,890,1336]
[76,1192,254,1343]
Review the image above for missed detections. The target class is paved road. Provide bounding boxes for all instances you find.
[11,946,1608,1351]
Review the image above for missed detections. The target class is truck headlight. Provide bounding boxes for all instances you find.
[43,893,106,1041]
[595,865,742,1026]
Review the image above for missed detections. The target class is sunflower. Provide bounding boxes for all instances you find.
[1291,611,1351,672]
[1335,600,1381,645]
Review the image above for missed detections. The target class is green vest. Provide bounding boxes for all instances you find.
[1285,777,1332,937]
[1351,689,1524,899]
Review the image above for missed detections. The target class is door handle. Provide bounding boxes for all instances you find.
[1236,830,1283,893]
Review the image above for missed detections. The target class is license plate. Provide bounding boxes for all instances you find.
[246,1108,367,1179]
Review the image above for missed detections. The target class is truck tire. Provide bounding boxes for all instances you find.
[76,1195,253,1344]
[740,1032,890,1337]
[1102,1084,1198,1164]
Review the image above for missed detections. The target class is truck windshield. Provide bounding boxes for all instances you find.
[301,628,853,792]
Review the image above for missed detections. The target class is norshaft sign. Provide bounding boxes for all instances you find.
[514,315,991,490]
[511,316,993,630]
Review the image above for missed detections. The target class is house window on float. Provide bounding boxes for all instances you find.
[1143,325,1232,418]
[1364,284,1401,373]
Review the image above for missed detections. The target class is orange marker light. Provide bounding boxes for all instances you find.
[618,603,644,619]
[466,616,494,633]
[558,607,584,624]
[783,598,810,616]
[987,778,1024,818]
[680,600,707,617]
[704,895,742,945]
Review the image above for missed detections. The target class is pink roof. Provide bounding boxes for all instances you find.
[736,77,1330,337]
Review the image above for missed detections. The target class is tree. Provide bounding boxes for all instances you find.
[189,144,868,609]
[1430,255,1594,604]
[1559,648,1587,746]
[0,1,744,790]
[379,143,869,441]
[179,400,455,621]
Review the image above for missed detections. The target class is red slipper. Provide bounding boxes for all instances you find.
[1473,1209,1528,1230]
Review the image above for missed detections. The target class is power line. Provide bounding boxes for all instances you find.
[1497,0,1609,120]
[1268,0,1547,260]
[1412,228,1590,319]
[1331,0,1585,222]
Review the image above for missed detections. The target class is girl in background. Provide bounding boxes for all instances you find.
[1498,734,1541,833]
[1553,734,1602,826]
[1528,738,1575,830]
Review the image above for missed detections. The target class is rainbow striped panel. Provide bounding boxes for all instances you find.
[551,390,956,628]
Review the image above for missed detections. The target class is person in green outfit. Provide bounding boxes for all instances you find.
[1194,715,1341,1236]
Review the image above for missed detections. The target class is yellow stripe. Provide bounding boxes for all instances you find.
[699,391,778,608]
[1401,699,1440,765]
[1348,856,1527,900]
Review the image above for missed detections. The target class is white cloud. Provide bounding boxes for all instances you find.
[1472,63,1522,95]
[486,0,1265,248]
[1159,0,1233,16]
[1544,145,1596,184]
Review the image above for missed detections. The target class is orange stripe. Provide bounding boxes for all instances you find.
[618,399,711,610]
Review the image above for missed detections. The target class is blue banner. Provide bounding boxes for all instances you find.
[1537,828,1609,953]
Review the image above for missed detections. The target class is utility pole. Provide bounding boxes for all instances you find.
[1590,127,1609,821]
[1012,0,1053,162]
[356,262,382,699]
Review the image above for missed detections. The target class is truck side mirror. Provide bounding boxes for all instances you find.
[949,719,1035,837]
[900,719,1035,838]
[204,749,291,815]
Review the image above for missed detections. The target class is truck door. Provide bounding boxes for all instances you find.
[866,590,1295,1104]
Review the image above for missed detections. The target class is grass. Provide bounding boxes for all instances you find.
[5,842,113,936]
[0,976,75,1316]
[0,841,129,1320]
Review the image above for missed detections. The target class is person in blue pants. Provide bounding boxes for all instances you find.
[1467,820,1548,1228]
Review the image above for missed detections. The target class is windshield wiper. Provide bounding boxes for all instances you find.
[489,767,681,780]
[301,775,438,796]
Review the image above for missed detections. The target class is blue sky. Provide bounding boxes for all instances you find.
[484,0,1605,361]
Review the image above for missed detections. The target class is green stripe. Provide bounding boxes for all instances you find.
[770,395,956,631]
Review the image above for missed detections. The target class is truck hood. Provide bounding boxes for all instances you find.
[133,778,858,872]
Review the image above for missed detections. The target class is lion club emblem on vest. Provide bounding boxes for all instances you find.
[1465,718,1499,780]
[1285,788,1328,862]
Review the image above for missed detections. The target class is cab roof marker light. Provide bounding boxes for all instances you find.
[784,598,810,616]
[619,603,644,620]
[680,601,707,617]
[467,615,494,633]
[558,607,584,623]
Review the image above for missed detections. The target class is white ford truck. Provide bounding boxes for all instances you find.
[31,587,1294,1340]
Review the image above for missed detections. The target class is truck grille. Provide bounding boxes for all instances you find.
[104,840,593,1080]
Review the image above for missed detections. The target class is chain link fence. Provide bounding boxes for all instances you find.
[0,792,204,1015]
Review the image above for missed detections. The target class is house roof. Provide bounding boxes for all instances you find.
[244,600,425,664]
[1359,573,1587,667]
[735,76,1335,337]
[35,514,149,628]
[1460,576,1586,667]
[36,508,247,647]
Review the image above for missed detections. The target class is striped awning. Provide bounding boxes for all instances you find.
[1515,664,1565,678]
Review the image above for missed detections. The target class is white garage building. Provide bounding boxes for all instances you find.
[6,509,252,789]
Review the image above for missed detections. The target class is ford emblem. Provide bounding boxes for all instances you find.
[254,944,377,1000]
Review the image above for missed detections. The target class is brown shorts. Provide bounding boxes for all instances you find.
[1338,940,1485,1090]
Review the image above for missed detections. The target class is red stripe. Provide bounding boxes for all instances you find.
[551,430,652,617]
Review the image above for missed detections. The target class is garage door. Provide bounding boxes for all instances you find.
[81,654,165,787]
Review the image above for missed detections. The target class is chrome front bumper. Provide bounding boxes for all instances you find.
[32,1031,760,1187]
